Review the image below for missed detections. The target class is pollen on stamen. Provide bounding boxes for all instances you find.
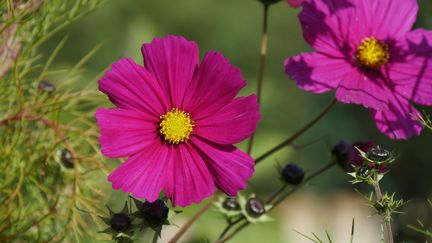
[159,108,194,144]
[356,37,390,69]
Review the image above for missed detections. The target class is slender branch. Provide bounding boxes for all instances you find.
[152,231,159,243]
[246,3,270,155]
[255,98,337,165]
[218,221,250,243]
[168,194,220,243]
[373,175,394,243]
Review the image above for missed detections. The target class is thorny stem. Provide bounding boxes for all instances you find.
[246,2,270,155]
[255,98,337,165]
[216,161,336,242]
[168,193,220,243]
[373,175,394,243]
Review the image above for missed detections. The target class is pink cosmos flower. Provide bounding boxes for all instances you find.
[285,0,432,139]
[96,36,260,207]
[287,0,303,8]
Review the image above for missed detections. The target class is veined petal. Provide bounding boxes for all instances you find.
[95,108,159,158]
[163,144,216,207]
[336,70,389,110]
[108,141,170,203]
[194,95,260,145]
[141,35,199,108]
[388,29,432,105]
[98,58,168,116]
[191,137,254,196]
[372,93,423,140]
[285,52,353,93]
[183,51,246,120]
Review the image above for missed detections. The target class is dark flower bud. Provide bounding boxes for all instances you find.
[367,146,390,162]
[140,199,169,226]
[110,213,131,232]
[223,198,240,211]
[332,141,375,171]
[357,166,370,177]
[60,149,74,169]
[38,80,56,93]
[281,163,304,185]
[246,198,265,218]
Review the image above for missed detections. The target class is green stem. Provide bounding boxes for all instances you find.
[152,231,159,243]
[246,3,270,155]
[255,98,337,165]
[373,175,394,243]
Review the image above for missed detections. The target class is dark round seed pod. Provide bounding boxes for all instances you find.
[281,163,305,185]
[222,198,240,211]
[141,199,169,226]
[245,198,265,218]
[357,166,370,177]
[60,149,74,169]
[367,147,390,162]
[38,80,56,93]
[110,213,131,232]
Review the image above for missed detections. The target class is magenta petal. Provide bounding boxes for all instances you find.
[183,51,246,119]
[99,58,168,116]
[372,94,423,140]
[287,0,303,8]
[366,0,418,41]
[141,35,199,107]
[191,137,254,196]
[285,52,353,94]
[194,95,260,145]
[336,70,389,110]
[108,141,169,202]
[389,29,432,105]
[164,144,216,207]
[95,108,159,158]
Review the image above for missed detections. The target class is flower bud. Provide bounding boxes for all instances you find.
[60,149,74,169]
[222,198,240,211]
[281,163,304,185]
[332,141,375,171]
[140,199,169,226]
[110,213,131,232]
[357,166,370,178]
[38,80,56,93]
[246,198,266,218]
[367,146,390,162]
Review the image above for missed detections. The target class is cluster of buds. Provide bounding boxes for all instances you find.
[99,198,176,242]
[216,194,272,224]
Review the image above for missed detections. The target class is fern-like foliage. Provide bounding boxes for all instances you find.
[0,0,108,241]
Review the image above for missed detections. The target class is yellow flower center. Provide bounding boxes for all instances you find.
[355,37,389,69]
[159,108,194,144]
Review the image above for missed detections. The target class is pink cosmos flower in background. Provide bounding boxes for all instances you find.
[285,0,432,139]
[96,36,260,207]
[287,0,303,8]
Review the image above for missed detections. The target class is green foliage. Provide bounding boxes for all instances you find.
[419,112,432,131]
[0,0,107,241]
[407,199,432,239]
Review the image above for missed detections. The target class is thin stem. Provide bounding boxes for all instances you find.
[255,98,337,165]
[266,184,287,204]
[246,3,270,155]
[215,161,336,242]
[152,231,159,243]
[373,175,394,243]
[168,193,220,243]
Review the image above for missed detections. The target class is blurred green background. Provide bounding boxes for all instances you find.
[41,0,432,242]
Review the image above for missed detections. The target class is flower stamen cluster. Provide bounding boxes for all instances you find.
[356,37,390,69]
[159,108,194,144]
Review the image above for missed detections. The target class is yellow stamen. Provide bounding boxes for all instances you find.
[159,108,194,144]
[356,37,389,69]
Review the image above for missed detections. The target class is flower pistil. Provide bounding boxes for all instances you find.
[356,37,389,69]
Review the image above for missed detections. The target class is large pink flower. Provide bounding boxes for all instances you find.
[96,36,260,207]
[285,0,432,139]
